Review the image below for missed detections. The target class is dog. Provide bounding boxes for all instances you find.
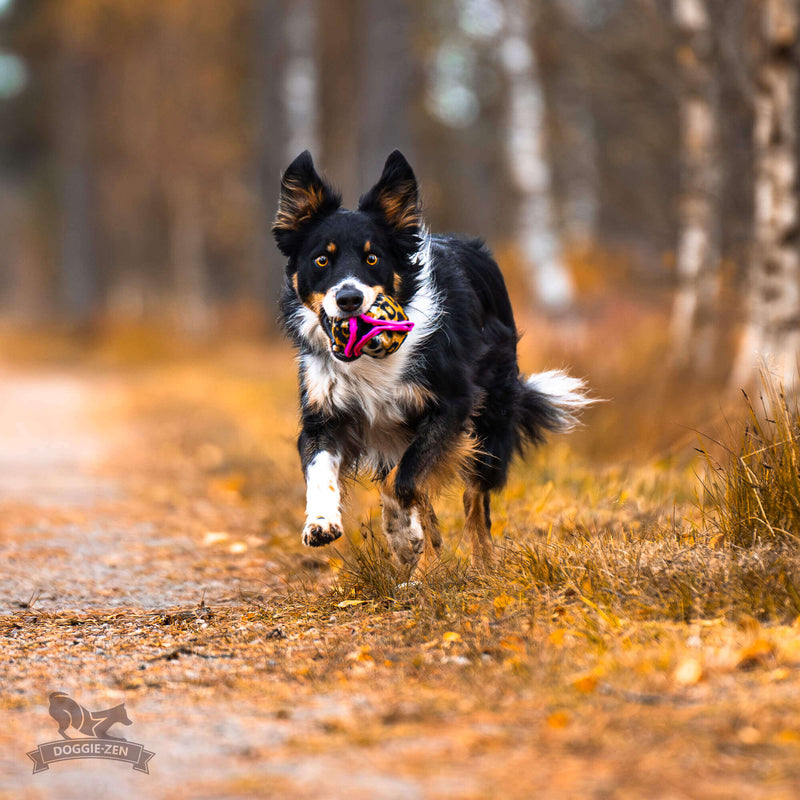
[273,150,591,568]
[48,692,132,740]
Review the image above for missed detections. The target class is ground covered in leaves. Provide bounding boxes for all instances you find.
[1,333,800,799]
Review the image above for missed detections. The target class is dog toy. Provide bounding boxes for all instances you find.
[326,293,414,361]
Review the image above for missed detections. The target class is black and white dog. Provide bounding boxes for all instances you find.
[273,150,591,567]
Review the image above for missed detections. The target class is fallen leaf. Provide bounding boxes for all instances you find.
[493,594,516,617]
[736,639,775,671]
[775,729,800,745]
[547,710,570,729]
[443,631,462,644]
[203,531,229,546]
[548,628,566,646]
[737,726,761,745]
[572,673,598,694]
[673,657,703,686]
[499,635,525,653]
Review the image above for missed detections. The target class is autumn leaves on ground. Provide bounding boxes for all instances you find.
[2,312,800,799]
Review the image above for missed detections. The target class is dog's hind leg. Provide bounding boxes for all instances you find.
[464,482,493,567]
[419,496,442,555]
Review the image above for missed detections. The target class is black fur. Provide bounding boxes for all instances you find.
[273,150,587,562]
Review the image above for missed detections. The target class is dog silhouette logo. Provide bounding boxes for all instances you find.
[27,692,155,774]
[49,692,133,740]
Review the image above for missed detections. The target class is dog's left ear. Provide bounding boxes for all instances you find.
[359,150,421,235]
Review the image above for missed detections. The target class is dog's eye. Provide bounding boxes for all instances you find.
[366,254,379,266]
[315,255,328,268]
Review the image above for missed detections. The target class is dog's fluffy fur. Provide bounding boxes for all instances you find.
[273,150,591,567]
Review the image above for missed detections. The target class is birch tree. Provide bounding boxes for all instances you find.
[731,0,800,390]
[502,0,574,313]
[252,0,318,319]
[670,0,721,370]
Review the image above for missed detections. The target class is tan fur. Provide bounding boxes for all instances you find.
[274,179,330,232]
[326,241,337,253]
[424,430,481,497]
[364,240,371,253]
[378,182,421,232]
[418,496,442,556]
[305,291,325,315]
[464,482,493,567]
[382,427,479,502]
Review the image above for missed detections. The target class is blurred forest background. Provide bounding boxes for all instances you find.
[0,0,797,389]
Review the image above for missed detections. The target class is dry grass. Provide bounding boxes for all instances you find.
[6,316,800,797]
[699,365,800,549]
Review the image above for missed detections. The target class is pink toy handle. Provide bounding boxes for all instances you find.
[343,314,415,359]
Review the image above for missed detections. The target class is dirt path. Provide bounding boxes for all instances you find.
[0,365,488,800]
[2,359,799,800]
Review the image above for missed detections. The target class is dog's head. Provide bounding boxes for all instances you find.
[273,150,423,329]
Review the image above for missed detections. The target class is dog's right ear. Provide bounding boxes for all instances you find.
[272,151,341,257]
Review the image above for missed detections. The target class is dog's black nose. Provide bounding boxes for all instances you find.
[336,286,364,314]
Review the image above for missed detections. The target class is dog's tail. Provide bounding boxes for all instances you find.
[518,369,595,445]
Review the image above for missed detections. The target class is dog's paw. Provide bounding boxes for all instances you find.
[302,517,343,547]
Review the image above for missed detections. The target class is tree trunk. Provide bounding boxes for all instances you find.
[670,0,722,371]
[731,0,800,390]
[319,0,360,202]
[167,177,210,336]
[358,0,414,186]
[251,0,290,324]
[56,46,99,325]
[502,0,574,314]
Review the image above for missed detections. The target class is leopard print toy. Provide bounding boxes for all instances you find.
[325,293,414,361]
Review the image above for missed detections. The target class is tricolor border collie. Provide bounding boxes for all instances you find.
[273,150,591,568]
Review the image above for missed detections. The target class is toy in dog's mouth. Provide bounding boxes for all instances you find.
[321,293,414,361]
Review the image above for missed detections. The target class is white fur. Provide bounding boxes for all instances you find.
[380,491,425,566]
[304,451,342,531]
[300,234,442,430]
[526,369,594,432]
[321,277,378,319]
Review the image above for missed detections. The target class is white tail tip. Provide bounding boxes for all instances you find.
[526,369,596,432]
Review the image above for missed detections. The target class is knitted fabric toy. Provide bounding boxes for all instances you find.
[326,293,414,361]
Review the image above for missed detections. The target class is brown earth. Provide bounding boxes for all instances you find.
[1,346,800,799]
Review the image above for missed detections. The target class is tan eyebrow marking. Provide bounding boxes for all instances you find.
[327,241,337,254]
[364,241,371,253]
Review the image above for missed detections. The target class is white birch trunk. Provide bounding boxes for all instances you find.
[283,0,319,162]
[731,0,800,390]
[670,0,721,370]
[502,0,574,313]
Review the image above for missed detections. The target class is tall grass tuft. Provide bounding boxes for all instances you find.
[700,365,800,547]
[331,523,472,615]
[335,526,401,604]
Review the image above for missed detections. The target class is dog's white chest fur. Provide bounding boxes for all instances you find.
[295,238,441,472]
[301,350,428,471]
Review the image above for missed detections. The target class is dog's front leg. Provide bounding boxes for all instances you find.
[381,404,470,568]
[302,449,344,547]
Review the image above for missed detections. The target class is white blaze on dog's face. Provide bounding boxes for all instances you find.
[289,215,401,328]
[321,278,379,320]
